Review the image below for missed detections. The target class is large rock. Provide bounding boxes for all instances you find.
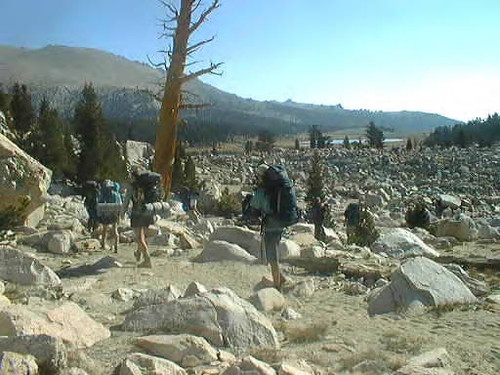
[432,214,478,241]
[437,194,461,210]
[135,334,218,367]
[278,239,301,259]
[125,140,154,169]
[368,257,477,315]
[371,228,440,259]
[0,133,52,227]
[443,264,489,296]
[118,353,186,375]
[46,230,73,254]
[200,240,257,263]
[134,285,182,308]
[0,351,38,374]
[122,287,279,349]
[0,246,61,287]
[250,288,286,312]
[209,226,261,256]
[0,302,110,348]
[0,334,67,374]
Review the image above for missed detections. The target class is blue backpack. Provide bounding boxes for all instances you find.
[262,165,299,227]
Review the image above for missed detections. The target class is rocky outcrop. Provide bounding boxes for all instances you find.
[371,228,440,259]
[0,133,52,227]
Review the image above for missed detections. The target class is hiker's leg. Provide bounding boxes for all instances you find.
[101,224,108,249]
[133,227,144,261]
[113,222,118,253]
[138,227,152,268]
[265,231,282,288]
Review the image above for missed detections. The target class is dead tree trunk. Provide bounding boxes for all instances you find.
[154,0,221,196]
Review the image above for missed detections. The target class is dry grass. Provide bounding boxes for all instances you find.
[67,349,108,375]
[340,348,406,372]
[250,347,284,365]
[380,329,425,355]
[283,321,329,344]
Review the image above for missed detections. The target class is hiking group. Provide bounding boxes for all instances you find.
[82,169,166,268]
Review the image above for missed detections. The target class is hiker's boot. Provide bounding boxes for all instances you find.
[138,253,152,268]
[134,249,142,262]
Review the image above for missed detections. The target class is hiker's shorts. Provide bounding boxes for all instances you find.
[264,230,283,263]
[130,210,154,228]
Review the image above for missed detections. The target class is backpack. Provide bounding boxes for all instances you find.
[344,203,361,226]
[96,180,123,222]
[262,165,299,227]
[82,180,99,207]
[242,193,261,223]
[136,172,163,204]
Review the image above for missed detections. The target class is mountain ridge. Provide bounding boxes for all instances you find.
[0,45,460,136]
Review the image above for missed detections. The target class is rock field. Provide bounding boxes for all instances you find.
[1,141,499,374]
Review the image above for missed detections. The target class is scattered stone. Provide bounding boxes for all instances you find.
[135,334,218,367]
[443,264,489,296]
[368,257,477,315]
[118,352,187,375]
[0,351,39,375]
[46,230,73,254]
[112,288,138,302]
[73,238,101,252]
[58,368,89,375]
[0,245,61,287]
[200,240,257,263]
[281,307,302,320]
[133,285,182,308]
[371,228,440,259]
[287,279,315,298]
[0,334,67,374]
[184,281,208,297]
[0,302,110,348]
[250,288,286,312]
[278,239,301,259]
[122,288,279,349]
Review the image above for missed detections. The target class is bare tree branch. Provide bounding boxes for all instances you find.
[192,0,202,14]
[180,62,223,83]
[147,54,169,70]
[186,35,215,55]
[158,0,179,19]
[189,0,219,34]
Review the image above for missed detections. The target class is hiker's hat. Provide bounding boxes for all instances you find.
[256,163,269,178]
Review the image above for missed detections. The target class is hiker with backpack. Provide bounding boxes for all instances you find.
[128,170,164,268]
[82,180,100,236]
[96,179,123,253]
[311,197,327,242]
[249,163,299,290]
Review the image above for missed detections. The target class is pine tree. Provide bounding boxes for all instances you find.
[10,83,34,138]
[171,141,184,192]
[35,97,67,176]
[306,150,325,202]
[295,138,300,150]
[74,83,125,182]
[366,121,384,149]
[406,138,413,151]
[183,155,199,191]
[343,135,351,149]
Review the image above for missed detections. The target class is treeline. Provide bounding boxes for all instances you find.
[424,113,500,148]
[0,82,126,183]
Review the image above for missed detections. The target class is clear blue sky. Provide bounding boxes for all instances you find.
[2,0,499,121]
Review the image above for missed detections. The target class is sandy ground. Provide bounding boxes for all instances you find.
[28,235,500,375]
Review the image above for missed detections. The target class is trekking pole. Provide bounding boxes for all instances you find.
[260,216,267,265]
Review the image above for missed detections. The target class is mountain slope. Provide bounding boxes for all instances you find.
[0,45,460,135]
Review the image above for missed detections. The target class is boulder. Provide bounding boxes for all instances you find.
[278,239,301,259]
[135,334,218,367]
[209,226,261,256]
[301,245,325,258]
[443,264,489,296]
[118,353,186,375]
[0,133,52,227]
[437,194,461,210]
[0,334,67,374]
[239,355,276,375]
[0,245,61,287]
[58,368,89,375]
[0,351,38,374]
[134,285,182,308]
[250,288,286,312]
[371,228,440,259]
[46,230,73,254]
[125,140,154,169]
[122,288,279,349]
[368,257,477,315]
[0,302,110,348]
[432,214,478,241]
[183,282,208,297]
[200,240,257,263]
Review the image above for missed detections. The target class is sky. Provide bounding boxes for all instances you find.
[1,0,500,122]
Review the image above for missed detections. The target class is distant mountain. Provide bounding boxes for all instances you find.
[0,45,460,138]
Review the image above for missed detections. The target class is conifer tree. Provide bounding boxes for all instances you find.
[406,138,413,151]
[295,138,300,150]
[366,121,384,149]
[10,83,34,138]
[36,97,66,176]
[306,150,325,202]
[183,155,199,191]
[343,135,351,149]
[74,83,125,182]
[171,141,185,191]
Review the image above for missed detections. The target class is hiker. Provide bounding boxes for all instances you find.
[129,170,163,268]
[344,202,361,244]
[249,163,299,290]
[82,180,99,236]
[311,197,326,242]
[96,179,123,252]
